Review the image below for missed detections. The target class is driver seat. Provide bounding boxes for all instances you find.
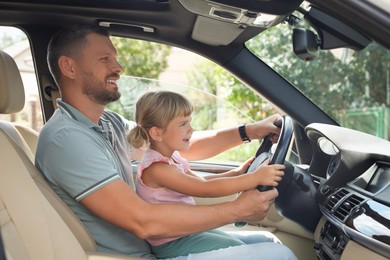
[0,50,143,259]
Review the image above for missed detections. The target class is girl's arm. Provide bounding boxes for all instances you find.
[141,160,284,198]
[202,157,254,180]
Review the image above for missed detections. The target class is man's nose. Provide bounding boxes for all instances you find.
[113,60,123,73]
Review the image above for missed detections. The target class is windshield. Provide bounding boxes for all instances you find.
[246,13,390,141]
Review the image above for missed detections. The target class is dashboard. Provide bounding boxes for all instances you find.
[305,123,390,259]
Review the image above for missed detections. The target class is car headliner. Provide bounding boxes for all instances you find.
[1,0,388,59]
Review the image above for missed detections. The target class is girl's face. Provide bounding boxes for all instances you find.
[158,114,193,157]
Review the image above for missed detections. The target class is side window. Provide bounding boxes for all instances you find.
[0,26,42,132]
[109,37,280,164]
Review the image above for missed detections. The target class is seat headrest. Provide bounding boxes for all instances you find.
[0,50,25,114]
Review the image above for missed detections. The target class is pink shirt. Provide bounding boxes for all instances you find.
[136,149,196,246]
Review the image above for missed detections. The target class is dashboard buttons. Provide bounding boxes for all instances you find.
[320,185,330,195]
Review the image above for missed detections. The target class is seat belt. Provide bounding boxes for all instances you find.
[51,89,61,109]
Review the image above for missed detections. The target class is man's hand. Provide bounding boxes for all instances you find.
[232,188,278,223]
[245,114,282,143]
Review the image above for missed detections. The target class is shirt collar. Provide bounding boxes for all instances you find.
[57,99,100,129]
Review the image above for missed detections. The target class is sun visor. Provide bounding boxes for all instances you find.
[208,0,303,15]
[180,0,290,46]
[191,16,245,46]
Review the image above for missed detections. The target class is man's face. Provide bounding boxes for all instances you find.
[76,33,123,105]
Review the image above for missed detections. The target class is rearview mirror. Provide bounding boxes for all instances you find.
[292,28,319,61]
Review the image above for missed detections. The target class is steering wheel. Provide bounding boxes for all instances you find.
[246,115,294,191]
[236,116,322,232]
[234,116,294,227]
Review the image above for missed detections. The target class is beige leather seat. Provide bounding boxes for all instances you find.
[13,122,39,157]
[0,48,38,161]
[0,50,143,259]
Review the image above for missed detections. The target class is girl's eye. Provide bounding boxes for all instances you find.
[180,121,189,127]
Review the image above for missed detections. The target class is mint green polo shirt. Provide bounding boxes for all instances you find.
[35,99,155,259]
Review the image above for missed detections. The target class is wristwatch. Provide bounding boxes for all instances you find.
[239,123,251,143]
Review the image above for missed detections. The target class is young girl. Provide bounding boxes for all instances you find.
[128,90,285,259]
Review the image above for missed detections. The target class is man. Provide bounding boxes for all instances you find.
[36,24,296,259]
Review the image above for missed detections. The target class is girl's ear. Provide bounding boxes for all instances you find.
[149,126,163,142]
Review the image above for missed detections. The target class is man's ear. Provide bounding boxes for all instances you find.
[58,56,76,79]
[149,126,163,142]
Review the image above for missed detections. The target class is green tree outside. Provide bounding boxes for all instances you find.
[184,22,390,162]
[107,37,171,120]
[246,23,390,125]
[0,27,26,49]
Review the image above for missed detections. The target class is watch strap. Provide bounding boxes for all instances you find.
[239,124,251,143]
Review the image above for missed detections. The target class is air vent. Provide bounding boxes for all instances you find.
[324,188,349,212]
[323,188,366,222]
[334,194,365,222]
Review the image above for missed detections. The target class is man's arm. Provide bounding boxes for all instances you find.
[181,114,282,161]
[81,179,277,240]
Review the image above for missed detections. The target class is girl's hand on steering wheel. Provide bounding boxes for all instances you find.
[252,159,285,187]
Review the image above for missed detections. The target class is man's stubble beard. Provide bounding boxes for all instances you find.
[82,71,121,105]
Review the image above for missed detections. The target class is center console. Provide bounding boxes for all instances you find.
[315,220,349,259]
[315,186,390,259]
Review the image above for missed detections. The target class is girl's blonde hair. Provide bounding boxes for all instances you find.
[128,90,193,148]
